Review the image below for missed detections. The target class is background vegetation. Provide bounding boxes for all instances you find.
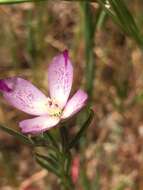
[0,0,143,189]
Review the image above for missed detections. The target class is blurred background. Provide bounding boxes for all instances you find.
[0,0,143,189]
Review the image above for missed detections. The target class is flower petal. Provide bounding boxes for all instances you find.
[0,77,50,115]
[61,89,88,119]
[19,115,60,134]
[48,50,73,108]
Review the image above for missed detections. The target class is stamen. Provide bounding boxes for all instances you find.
[47,99,62,117]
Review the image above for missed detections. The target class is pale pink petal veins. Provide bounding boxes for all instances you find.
[19,115,60,134]
[48,50,73,108]
[0,77,50,115]
[61,89,88,119]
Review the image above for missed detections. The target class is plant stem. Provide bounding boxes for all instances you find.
[59,126,75,189]
[81,2,96,100]
[60,170,73,190]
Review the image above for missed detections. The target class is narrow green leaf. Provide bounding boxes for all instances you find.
[36,156,60,177]
[48,152,59,163]
[43,132,59,149]
[96,9,107,30]
[96,0,122,27]
[97,0,143,48]
[36,153,59,168]
[68,109,94,149]
[0,124,34,146]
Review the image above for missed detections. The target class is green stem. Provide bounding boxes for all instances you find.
[81,2,96,100]
[60,156,74,190]
[59,126,75,189]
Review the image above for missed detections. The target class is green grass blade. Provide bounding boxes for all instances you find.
[109,0,142,42]
[97,0,143,48]
[96,9,107,30]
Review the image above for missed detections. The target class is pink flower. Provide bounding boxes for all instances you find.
[0,50,88,134]
[71,155,80,184]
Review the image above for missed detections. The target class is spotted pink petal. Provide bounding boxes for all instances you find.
[19,115,60,134]
[48,50,73,108]
[61,89,88,119]
[0,77,50,116]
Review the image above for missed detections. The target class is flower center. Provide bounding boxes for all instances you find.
[47,99,62,117]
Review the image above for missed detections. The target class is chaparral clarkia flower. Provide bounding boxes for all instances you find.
[0,50,88,134]
[71,155,80,184]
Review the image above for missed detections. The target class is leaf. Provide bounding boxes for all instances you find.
[43,132,59,149]
[35,156,60,177]
[36,153,59,168]
[67,0,143,48]
[0,124,34,146]
[48,152,59,163]
[96,9,107,30]
[97,0,143,48]
[68,109,94,150]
